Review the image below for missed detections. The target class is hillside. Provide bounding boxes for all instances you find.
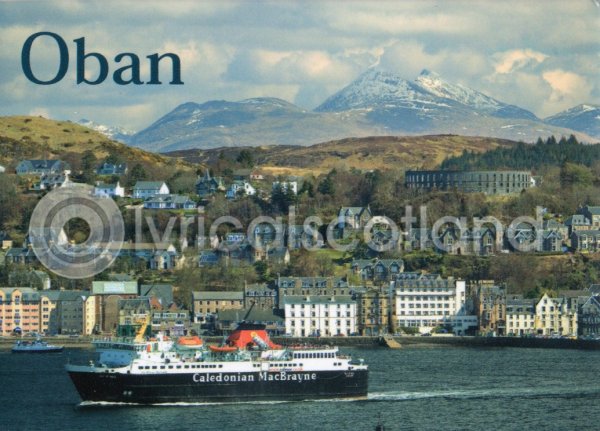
[166,135,517,176]
[0,116,196,174]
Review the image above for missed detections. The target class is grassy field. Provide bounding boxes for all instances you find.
[166,135,517,177]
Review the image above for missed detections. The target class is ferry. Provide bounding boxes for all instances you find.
[65,322,368,404]
[12,339,64,353]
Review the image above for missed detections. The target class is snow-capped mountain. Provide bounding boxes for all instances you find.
[414,70,538,121]
[127,69,594,151]
[127,97,381,152]
[317,68,538,121]
[77,119,135,143]
[315,69,454,112]
[544,104,600,139]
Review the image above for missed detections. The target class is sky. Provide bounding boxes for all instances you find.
[0,0,598,132]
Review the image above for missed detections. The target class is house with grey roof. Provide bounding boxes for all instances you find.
[96,162,127,176]
[217,308,284,335]
[33,172,70,191]
[571,230,600,252]
[94,181,125,198]
[337,206,372,230]
[140,284,174,308]
[16,159,70,176]
[192,291,244,323]
[143,194,196,210]
[565,214,592,235]
[351,258,404,282]
[132,181,169,199]
[195,171,225,198]
[578,205,600,229]
[4,247,37,265]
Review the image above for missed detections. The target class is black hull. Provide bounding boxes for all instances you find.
[12,348,63,353]
[68,370,368,404]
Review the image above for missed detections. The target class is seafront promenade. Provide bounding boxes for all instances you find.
[2,335,600,350]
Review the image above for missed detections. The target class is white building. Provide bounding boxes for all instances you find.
[534,293,578,336]
[94,181,125,198]
[226,181,256,199]
[283,295,357,337]
[506,295,536,336]
[132,181,170,199]
[392,273,477,335]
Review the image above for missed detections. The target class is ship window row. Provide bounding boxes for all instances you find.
[140,364,224,370]
[293,352,335,359]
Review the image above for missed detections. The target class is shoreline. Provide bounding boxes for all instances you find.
[1,335,600,350]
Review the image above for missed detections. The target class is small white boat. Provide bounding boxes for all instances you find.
[12,339,63,353]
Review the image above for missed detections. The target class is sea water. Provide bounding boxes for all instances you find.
[1,345,599,431]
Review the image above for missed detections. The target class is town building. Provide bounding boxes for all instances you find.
[354,286,391,336]
[226,181,256,199]
[534,293,578,336]
[571,230,600,252]
[0,287,41,335]
[59,290,92,335]
[91,281,139,333]
[195,171,225,198]
[132,181,169,199]
[244,283,277,310]
[94,181,125,198]
[16,159,70,176]
[351,258,404,283]
[337,206,372,230]
[217,308,284,336]
[117,297,151,337]
[39,290,61,335]
[33,171,70,191]
[471,281,506,336]
[143,194,196,210]
[96,162,127,176]
[579,294,600,337]
[116,243,184,270]
[0,231,13,249]
[392,273,477,335]
[191,291,244,324]
[283,295,357,337]
[405,170,532,195]
[273,277,351,307]
[4,247,38,265]
[578,206,600,229]
[506,295,536,336]
[286,224,322,250]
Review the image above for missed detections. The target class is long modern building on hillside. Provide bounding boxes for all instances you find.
[405,170,533,195]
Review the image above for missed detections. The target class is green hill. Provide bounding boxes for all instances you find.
[0,116,197,175]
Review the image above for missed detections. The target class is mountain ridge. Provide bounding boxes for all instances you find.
[124,69,599,151]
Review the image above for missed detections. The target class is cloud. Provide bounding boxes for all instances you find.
[543,69,592,103]
[493,49,548,74]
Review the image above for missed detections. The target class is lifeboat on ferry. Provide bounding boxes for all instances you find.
[226,323,282,350]
[208,345,238,353]
[176,336,203,349]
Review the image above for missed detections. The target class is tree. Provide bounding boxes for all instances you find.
[80,150,97,184]
[318,175,335,196]
[560,162,593,187]
[128,163,148,185]
[236,150,254,168]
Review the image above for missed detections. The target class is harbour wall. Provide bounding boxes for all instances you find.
[2,335,600,350]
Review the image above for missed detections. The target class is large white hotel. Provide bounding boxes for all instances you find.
[282,295,357,337]
[393,273,477,334]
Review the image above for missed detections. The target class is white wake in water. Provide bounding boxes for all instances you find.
[367,386,600,402]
